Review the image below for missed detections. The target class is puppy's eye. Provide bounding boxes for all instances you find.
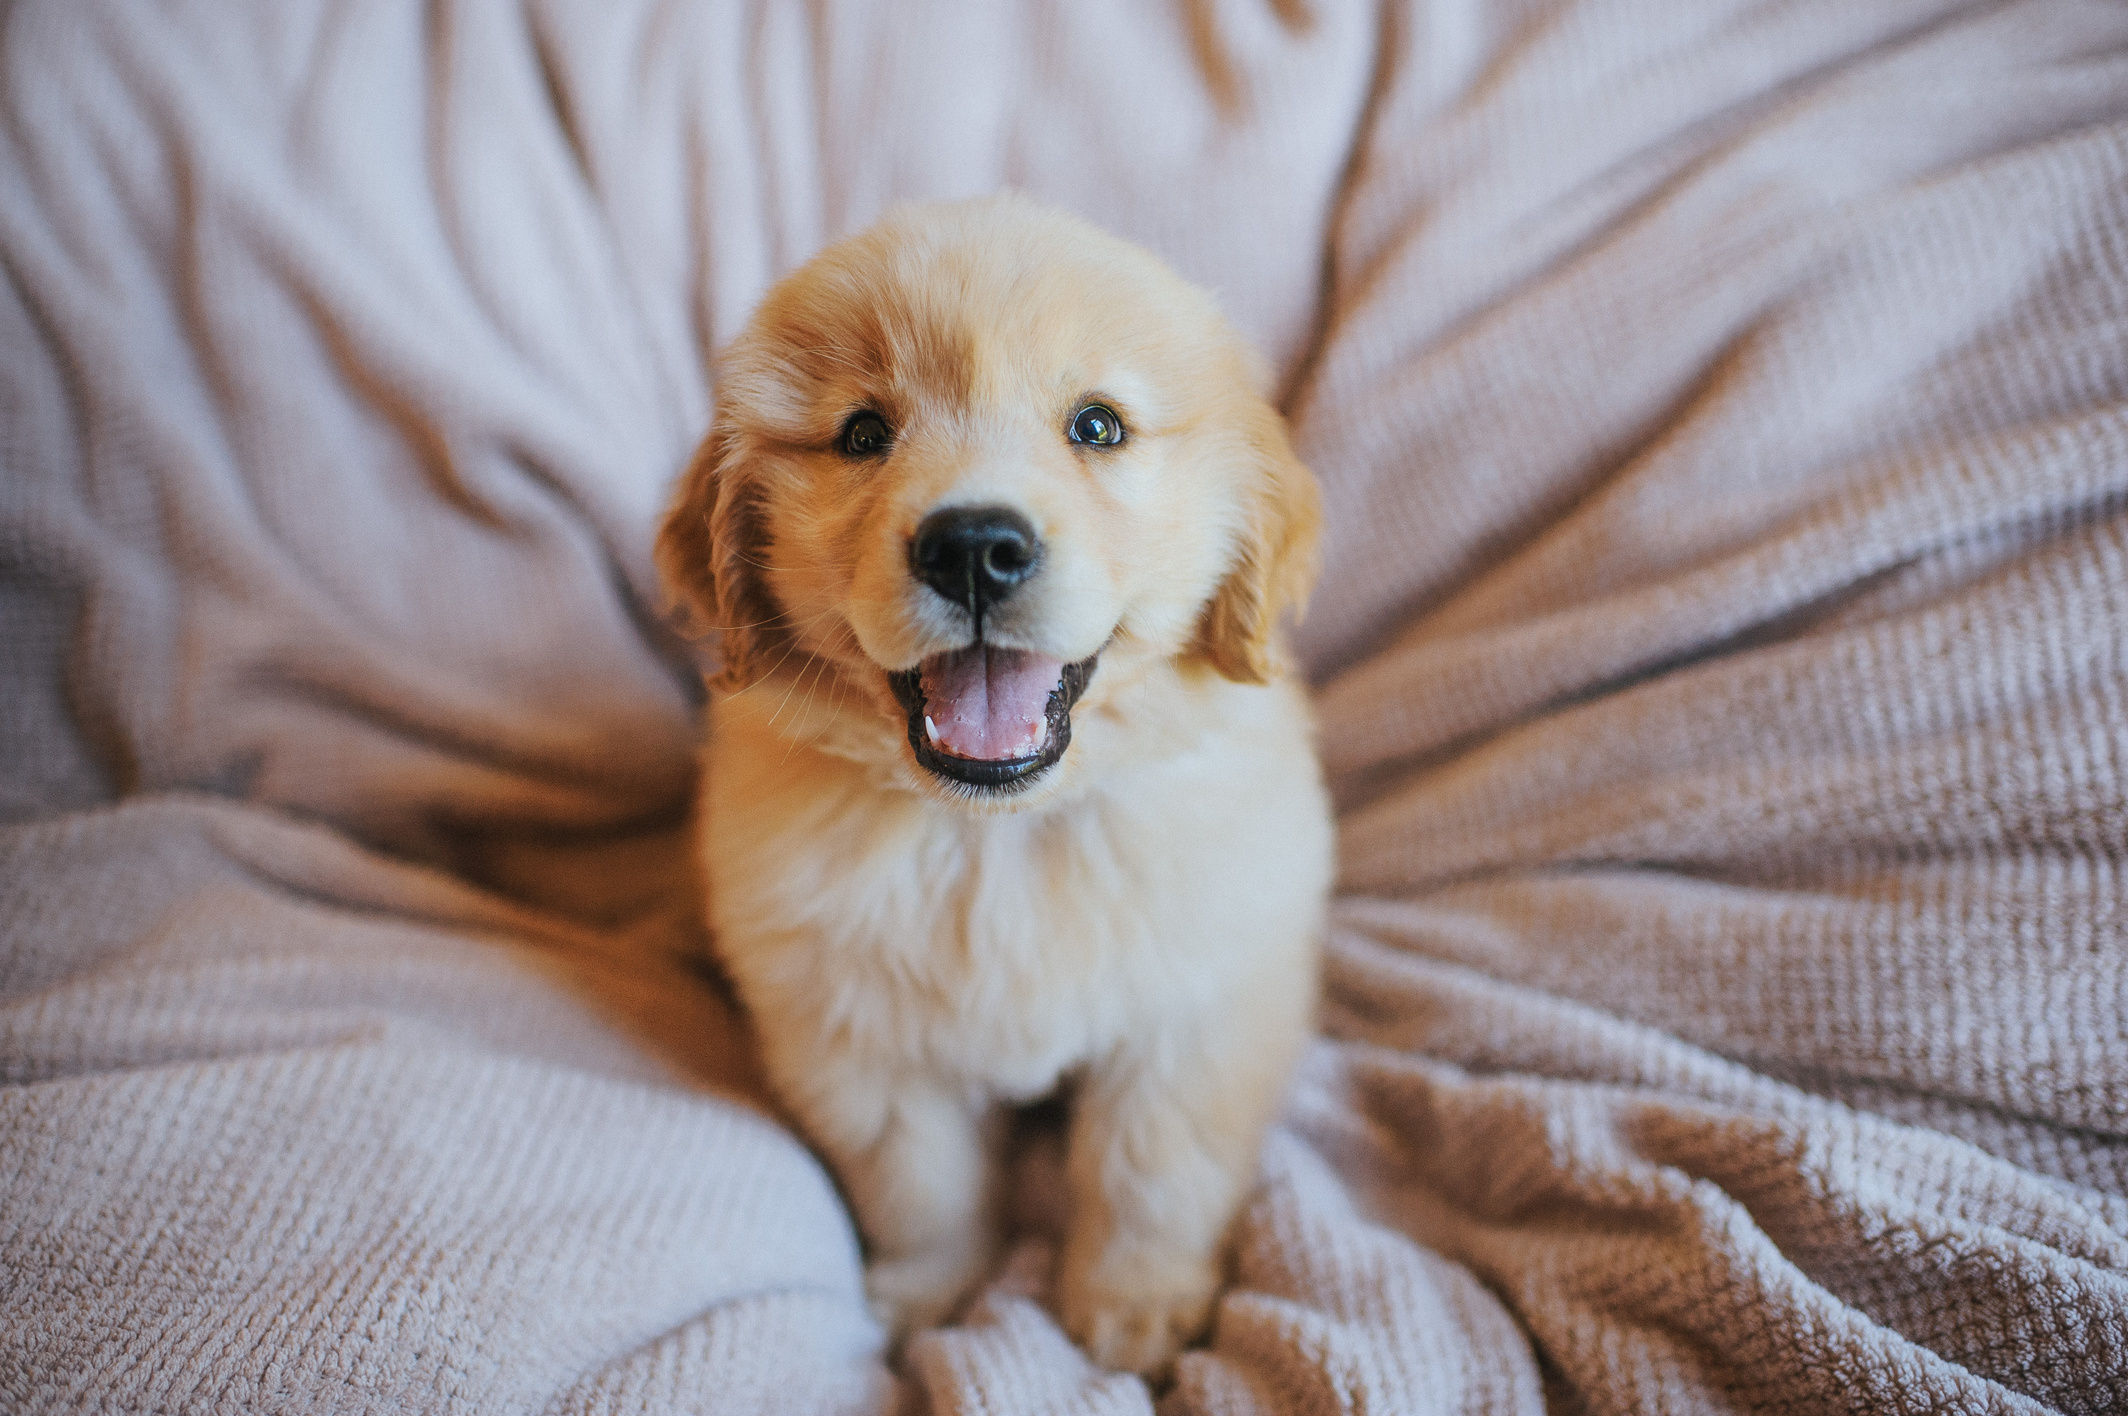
[841,411,893,458]
[1068,403,1125,448]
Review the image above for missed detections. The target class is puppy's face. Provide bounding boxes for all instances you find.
[661,197,1318,808]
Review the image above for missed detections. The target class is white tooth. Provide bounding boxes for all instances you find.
[925,714,940,744]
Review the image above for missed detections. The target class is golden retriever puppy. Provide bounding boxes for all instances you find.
[657,194,1332,1375]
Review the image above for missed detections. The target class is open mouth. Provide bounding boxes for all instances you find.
[887,645,1098,792]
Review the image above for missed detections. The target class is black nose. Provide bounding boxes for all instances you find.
[910,505,1042,621]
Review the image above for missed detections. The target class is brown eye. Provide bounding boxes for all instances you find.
[1068,403,1124,448]
[841,411,892,457]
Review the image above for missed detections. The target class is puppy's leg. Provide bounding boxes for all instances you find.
[1058,980,1310,1375]
[783,1058,1001,1342]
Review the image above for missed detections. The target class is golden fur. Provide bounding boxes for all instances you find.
[657,194,1332,1375]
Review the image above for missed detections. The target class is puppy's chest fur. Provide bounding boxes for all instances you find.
[702,673,1327,1099]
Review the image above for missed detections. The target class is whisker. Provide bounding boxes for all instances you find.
[763,648,819,733]
[731,551,817,575]
[687,594,852,636]
[754,623,838,721]
[721,626,822,701]
[783,625,861,765]
[716,602,856,700]
[776,654,831,759]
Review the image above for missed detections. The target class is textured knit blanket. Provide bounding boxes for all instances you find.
[4,2,2125,1412]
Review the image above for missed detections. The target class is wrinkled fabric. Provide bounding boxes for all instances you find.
[3,0,2124,1411]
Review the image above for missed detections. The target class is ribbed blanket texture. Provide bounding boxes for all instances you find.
[3,1,2125,1411]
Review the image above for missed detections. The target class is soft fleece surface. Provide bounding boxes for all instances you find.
[4,2,2126,1411]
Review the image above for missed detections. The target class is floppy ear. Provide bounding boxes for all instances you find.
[1190,405,1323,685]
[656,419,781,693]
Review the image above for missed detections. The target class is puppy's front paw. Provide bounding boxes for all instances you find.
[866,1246,988,1343]
[1059,1254,1220,1376]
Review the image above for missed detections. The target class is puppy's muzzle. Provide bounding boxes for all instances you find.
[910,505,1041,629]
[895,504,1096,793]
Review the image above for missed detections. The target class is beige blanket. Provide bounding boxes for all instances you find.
[4,1,2125,1410]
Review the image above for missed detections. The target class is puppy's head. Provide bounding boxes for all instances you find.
[659,195,1319,807]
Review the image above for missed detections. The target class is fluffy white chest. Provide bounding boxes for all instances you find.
[710,780,1195,1097]
[701,670,1330,1103]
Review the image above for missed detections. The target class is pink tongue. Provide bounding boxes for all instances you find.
[920,646,1064,761]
